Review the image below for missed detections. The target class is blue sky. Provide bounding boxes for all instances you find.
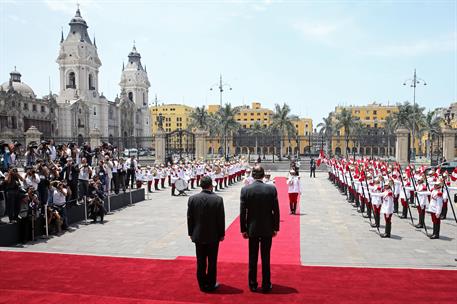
[1,0,456,126]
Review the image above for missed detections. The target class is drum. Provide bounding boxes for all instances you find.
[175,178,188,192]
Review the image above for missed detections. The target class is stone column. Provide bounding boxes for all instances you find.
[442,126,456,161]
[194,129,208,161]
[155,129,166,164]
[89,128,102,148]
[395,128,409,165]
[24,126,42,147]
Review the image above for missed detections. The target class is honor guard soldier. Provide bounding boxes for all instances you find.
[415,178,429,229]
[426,180,444,239]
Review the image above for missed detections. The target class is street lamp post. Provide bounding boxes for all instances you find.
[403,69,427,162]
[210,74,232,159]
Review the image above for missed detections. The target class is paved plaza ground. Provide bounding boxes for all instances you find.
[1,172,456,269]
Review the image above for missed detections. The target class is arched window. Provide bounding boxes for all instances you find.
[67,72,76,89]
[128,92,133,102]
[143,92,146,106]
[88,74,94,90]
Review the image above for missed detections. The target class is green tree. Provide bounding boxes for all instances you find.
[392,101,426,157]
[215,103,240,158]
[420,110,443,158]
[317,114,334,155]
[270,103,297,159]
[383,115,395,158]
[335,108,359,157]
[247,121,267,157]
[188,106,209,130]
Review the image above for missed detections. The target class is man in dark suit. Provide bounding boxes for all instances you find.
[240,165,280,293]
[187,176,225,292]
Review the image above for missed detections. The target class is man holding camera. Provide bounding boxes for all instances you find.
[3,167,25,223]
[78,158,92,203]
[50,181,70,230]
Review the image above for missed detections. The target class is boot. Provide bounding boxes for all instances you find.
[415,211,424,228]
[440,205,447,220]
[393,199,398,213]
[364,204,371,219]
[290,203,294,214]
[400,204,408,219]
[171,186,176,196]
[371,212,379,228]
[293,202,297,214]
[381,222,391,238]
[430,222,440,239]
[360,199,365,213]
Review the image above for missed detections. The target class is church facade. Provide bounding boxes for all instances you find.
[0,7,151,145]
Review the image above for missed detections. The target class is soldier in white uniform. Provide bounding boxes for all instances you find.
[287,170,301,215]
[426,180,444,239]
[414,178,429,229]
[371,181,394,238]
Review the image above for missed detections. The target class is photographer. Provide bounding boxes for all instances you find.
[36,163,50,209]
[24,166,40,191]
[24,142,38,167]
[61,157,79,203]
[37,140,52,165]
[81,143,93,166]
[3,166,25,223]
[87,179,106,223]
[19,186,42,242]
[78,158,92,202]
[49,181,69,230]
[1,143,14,172]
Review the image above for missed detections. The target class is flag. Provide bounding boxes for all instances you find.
[316,149,326,167]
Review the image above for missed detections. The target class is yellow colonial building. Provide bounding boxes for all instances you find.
[330,103,398,156]
[151,101,313,157]
[150,104,193,133]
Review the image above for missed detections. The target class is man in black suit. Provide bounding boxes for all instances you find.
[187,176,225,292]
[240,165,280,293]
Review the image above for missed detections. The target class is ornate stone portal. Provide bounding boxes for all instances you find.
[442,126,456,161]
[395,128,409,165]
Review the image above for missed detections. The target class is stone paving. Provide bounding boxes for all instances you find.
[1,172,456,269]
[300,172,457,269]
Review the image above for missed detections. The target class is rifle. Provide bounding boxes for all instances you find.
[362,168,380,234]
[409,167,429,235]
[397,164,415,226]
[439,172,457,223]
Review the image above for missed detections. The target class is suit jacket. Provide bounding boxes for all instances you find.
[240,180,280,237]
[187,190,225,244]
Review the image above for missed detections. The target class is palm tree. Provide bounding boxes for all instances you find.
[215,103,240,159]
[383,115,395,158]
[335,108,358,157]
[351,120,365,156]
[247,121,267,157]
[421,110,443,158]
[188,106,209,130]
[206,113,221,157]
[392,101,425,157]
[270,103,297,160]
[317,114,334,155]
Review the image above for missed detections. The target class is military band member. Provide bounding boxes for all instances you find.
[287,170,301,215]
[370,178,382,228]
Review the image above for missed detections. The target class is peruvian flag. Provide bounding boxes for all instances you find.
[451,168,457,181]
[316,149,326,167]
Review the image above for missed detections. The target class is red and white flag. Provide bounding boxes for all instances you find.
[316,149,326,167]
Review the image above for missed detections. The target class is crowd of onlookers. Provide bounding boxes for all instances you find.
[0,139,145,240]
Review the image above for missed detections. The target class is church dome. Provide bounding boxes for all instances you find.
[1,69,36,98]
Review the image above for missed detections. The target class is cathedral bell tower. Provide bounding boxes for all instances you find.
[56,6,101,103]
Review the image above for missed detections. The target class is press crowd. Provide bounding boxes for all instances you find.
[0,140,254,241]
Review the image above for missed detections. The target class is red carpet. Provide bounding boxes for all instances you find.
[0,251,456,304]
[2,177,456,303]
[216,176,301,264]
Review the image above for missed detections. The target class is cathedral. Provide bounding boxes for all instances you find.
[0,7,151,144]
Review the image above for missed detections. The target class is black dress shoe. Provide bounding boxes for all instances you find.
[204,282,220,292]
[249,283,258,292]
[262,283,272,293]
